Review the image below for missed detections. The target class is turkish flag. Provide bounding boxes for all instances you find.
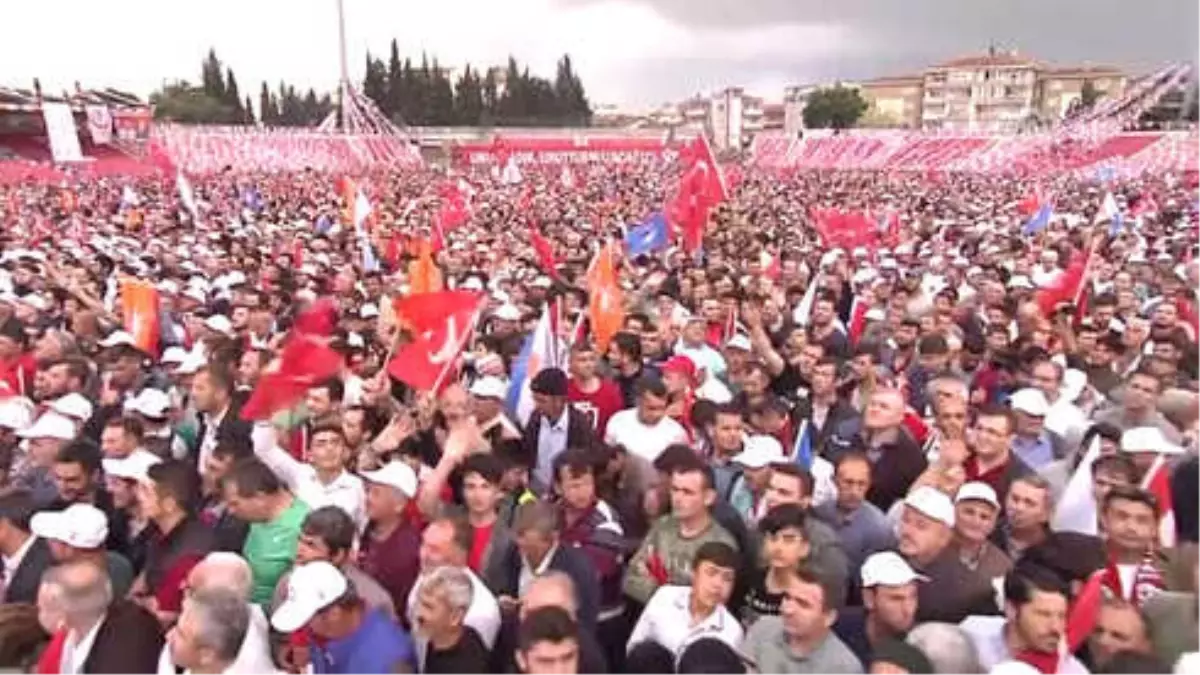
[293,297,339,338]
[530,226,559,278]
[241,337,344,421]
[387,299,479,391]
[391,290,482,334]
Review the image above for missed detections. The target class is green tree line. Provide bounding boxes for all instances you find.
[150,44,591,128]
[361,40,591,126]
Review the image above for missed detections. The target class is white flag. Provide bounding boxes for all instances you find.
[501,157,523,185]
[1051,435,1101,535]
[177,171,199,221]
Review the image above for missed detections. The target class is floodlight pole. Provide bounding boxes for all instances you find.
[336,0,350,132]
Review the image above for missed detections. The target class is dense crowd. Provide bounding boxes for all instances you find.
[0,148,1195,675]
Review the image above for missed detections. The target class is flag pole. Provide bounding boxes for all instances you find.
[430,306,482,393]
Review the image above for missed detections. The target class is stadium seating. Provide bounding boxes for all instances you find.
[154,125,422,175]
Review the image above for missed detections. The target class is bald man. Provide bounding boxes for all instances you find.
[492,572,609,674]
[156,553,276,674]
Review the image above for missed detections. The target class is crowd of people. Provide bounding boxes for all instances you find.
[0,142,1194,675]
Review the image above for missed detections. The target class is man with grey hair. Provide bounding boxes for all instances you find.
[157,552,275,674]
[166,589,251,675]
[491,572,608,673]
[905,622,983,674]
[40,559,163,673]
[413,565,488,673]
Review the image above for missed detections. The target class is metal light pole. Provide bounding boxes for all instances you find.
[336,0,350,132]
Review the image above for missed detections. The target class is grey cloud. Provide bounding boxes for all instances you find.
[564,0,1197,103]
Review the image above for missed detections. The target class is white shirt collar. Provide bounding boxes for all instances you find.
[522,543,558,577]
[63,617,105,674]
[3,533,36,580]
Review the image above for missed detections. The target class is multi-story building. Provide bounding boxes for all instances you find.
[916,49,1134,132]
[859,75,924,128]
[921,51,1042,132]
[1038,65,1126,120]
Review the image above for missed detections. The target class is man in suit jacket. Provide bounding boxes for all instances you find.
[493,500,600,630]
[189,364,253,467]
[40,560,163,674]
[519,368,598,493]
[0,488,53,604]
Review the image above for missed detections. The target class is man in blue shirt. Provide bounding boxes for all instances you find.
[272,561,417,673]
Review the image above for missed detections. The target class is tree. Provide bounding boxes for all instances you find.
[243,96,256,124]
[802,85,868,130]
[362,53,388,110]
[427,58,455,125]
[259,82,277,125]
[480,68,499,126]
[1079,79,1101,108]
[224,68,243,123]
[201,49,226,101]
[151,81,233,124]
[553,55,591,125]
[385,40,405,122]
[453,65,484,125]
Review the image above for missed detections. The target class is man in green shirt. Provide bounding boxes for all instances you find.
[222,458,309,605]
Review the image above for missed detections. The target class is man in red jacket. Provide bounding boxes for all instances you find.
[0,317,35,398]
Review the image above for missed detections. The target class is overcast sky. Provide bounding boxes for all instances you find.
[3,0,1196,109]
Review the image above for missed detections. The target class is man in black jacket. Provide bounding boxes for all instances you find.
[48,439,130,556]
[519,368,597,494]
[826,388,926,512]
[0,488,53,604]
[493,500,600,631]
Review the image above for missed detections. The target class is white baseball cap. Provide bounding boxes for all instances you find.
[123,388,171,419]
[1120,427,1184,455]
[861,551,929,587]
[493,304,521,321]
[51,393,94,422]
[732,435,785,469]
[1009,388,1050,417]
[174,350,208,376]
[361,461,418,498]
[203,315,234,336]
[0,397,35,432]
[903,486,955,528]
[17,412,76,440]
[955,481,1000,509]
[468,376,508,401]
[270,561,349,633]
[30,504,108,549]
[160,346,190,365]
[725,334,752,352]
[98,331,136,349]
[102,451,162,483]
[358,303,380,319]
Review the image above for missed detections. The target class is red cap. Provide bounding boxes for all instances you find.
[660,355,697,380]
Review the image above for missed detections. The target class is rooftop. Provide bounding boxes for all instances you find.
[930,51,1037,70]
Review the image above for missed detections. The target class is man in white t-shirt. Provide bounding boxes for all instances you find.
[959,565,1087,673]
[605,377,688,463]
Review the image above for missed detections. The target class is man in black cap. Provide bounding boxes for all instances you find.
[519,368,597,493]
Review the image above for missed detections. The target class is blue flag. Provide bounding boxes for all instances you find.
[624,212,669,257]
[792,419,813,471]
[1022,203,1053,236]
